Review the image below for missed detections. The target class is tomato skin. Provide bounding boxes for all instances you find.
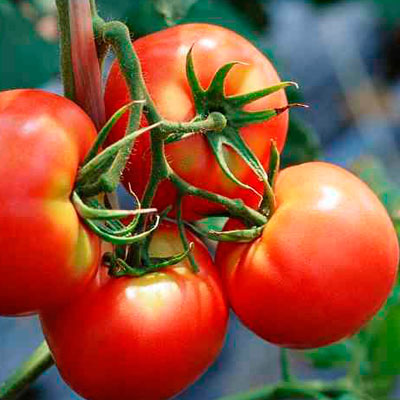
[104,23,288,220]
[216,162,399,349]
[40,222,228,400]
[0,89,100,316]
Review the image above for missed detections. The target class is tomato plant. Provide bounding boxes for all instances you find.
[40,222,228,400]
[0,89,100,316]
[216,162,399,349]
[104,23,289,220]
[2,2,399,400]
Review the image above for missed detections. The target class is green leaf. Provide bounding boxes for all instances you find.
[0,1,58,90]
[152,0,198,25]
[281,117,321,168]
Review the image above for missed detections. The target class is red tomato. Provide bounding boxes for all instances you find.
[216,162,399,349]
[41,222,228,400]
[0,89,100,316]
[104,23,288,220]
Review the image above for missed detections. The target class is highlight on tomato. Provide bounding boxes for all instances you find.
[0,89,100,316]
[40,222,229,400]
[104,23,289,220]
[216,162,399,349]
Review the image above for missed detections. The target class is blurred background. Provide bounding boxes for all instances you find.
[1,0,400,399]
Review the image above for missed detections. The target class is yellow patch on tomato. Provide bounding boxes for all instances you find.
[159,83,193,121]
[125,273,181,314]
[74,225,95,273]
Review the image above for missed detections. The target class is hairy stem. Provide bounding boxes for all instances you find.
[56,0,75,100]
[169,172,267,226]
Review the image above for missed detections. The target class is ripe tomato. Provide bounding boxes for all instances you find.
[104,23,288,220]
[216,162,399,349]
[0,89,100,316]
[41,222,228,400]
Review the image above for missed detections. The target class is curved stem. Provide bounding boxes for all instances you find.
[169,172,267,226]
[0,342,54,400]
[101,21,151,129]
[176,194,199,272]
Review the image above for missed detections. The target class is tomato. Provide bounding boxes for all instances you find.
[216,162,399,349]
[40,222,228,400]
[104,23,288,220]
[0,89,100,316]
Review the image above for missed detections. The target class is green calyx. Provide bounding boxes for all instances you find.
[167,47,301,218]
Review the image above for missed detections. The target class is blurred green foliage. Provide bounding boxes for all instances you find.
[0,0,58,90]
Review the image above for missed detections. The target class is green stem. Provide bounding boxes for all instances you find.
[89,0,98,16]
[169,172,267,226]
[76,122,161,195]
[218,380,353,400]
[176,194,199,272]
[101,21,149,130]
[280,349,293,383]
[56,0,75,100]
[346,335,365,386]
[0,342,54,400]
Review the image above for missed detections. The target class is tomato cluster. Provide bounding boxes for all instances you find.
[1,22,399,400]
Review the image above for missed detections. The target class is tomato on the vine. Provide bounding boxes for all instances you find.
[0,89,100,316]
[216,162,399,349]
[104,23,288,220]
[41,222,228,400]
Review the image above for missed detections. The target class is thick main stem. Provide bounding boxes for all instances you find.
[56,0,75,100]
[0,342,54,400]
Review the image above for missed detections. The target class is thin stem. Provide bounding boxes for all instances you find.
[218,380,353,400]
[77,122,161,193]
[176,194,199,272]
[89,0,98,16]
[169,172,267,226]
[346,335,365,385]
[56,0,75,100]
[0,341,54,400]
[280,348,293,383]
